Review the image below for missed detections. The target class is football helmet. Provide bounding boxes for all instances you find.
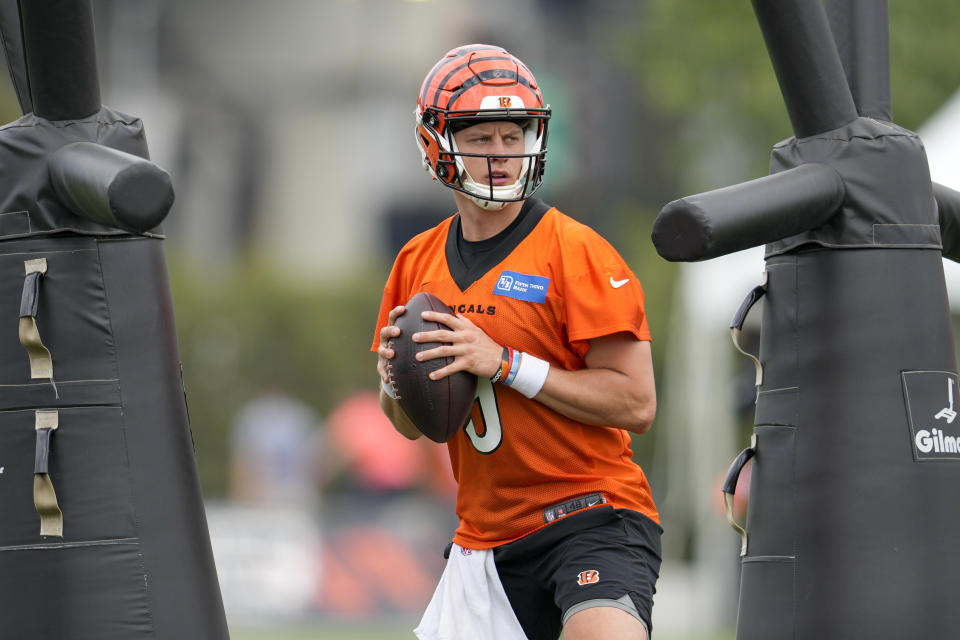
[415,45,550,210]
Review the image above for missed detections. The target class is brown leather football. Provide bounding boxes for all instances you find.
[388,292,478,443]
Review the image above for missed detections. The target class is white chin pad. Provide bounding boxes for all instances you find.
[467,194,511,210]
[462,176,525,204]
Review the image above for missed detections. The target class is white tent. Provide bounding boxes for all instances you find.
[921,89,960,191]
[921,90,960,297]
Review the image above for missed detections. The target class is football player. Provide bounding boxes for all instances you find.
[373,44,661,640]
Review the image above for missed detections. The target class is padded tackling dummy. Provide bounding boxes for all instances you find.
[0,1,229,638]
[652,0,960,637]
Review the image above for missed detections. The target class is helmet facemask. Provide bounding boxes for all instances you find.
[449,117,547,209]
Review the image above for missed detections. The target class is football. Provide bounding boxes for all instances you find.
[389,292,478,443]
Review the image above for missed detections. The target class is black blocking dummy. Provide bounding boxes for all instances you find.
[0,1,229,638]
[652,0,960,637]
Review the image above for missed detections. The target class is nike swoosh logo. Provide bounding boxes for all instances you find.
[610,277,630,289]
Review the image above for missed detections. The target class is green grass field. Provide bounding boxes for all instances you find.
[230,622,735,640]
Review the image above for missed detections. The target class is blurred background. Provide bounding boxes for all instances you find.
[2,1,959,638]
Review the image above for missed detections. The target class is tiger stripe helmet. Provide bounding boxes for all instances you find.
[415,45,551,209]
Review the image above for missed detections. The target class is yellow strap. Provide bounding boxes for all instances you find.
[729,270,768,388]
[19,258,54,382]
[723,433,757,557]
[19,316,53,379]
[33,409,62,538]
[34,474,63,537]
[724,491,748,557]
[730,327,763,387]
[36,409,58,431]
[25,258,47,275]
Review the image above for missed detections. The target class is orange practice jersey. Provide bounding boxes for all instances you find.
[372,200,659,548]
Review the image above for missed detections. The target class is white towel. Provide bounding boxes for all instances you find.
[414,543,529,640]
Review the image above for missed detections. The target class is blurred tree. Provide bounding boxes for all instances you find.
[618,0,960,190]
[168,256,385,496]
[615,202,679,472]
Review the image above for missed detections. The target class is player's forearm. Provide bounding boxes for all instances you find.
[533,366,656,434]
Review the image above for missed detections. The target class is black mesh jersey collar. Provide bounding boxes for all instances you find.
[445,198,551,292]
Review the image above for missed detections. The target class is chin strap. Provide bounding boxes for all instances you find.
[465,192,511,210]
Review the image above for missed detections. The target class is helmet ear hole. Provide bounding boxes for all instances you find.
[422,111,440,128]
[436,158,458,184]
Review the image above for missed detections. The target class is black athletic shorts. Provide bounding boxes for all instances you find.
[490,505,662,640]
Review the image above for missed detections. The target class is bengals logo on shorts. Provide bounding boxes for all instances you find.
[576,570,600,586]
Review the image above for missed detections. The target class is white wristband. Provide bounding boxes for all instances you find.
[507,352,550,398]
[381,377,397,399]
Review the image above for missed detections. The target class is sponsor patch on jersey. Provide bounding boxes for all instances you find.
[543,492,606,522]
[494,270,549,303]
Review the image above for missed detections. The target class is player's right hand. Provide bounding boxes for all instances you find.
[377,305,406,385]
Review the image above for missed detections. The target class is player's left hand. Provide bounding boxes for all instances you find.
[413,311,501,380]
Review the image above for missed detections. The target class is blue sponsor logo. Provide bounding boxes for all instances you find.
[493,270,550,303]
